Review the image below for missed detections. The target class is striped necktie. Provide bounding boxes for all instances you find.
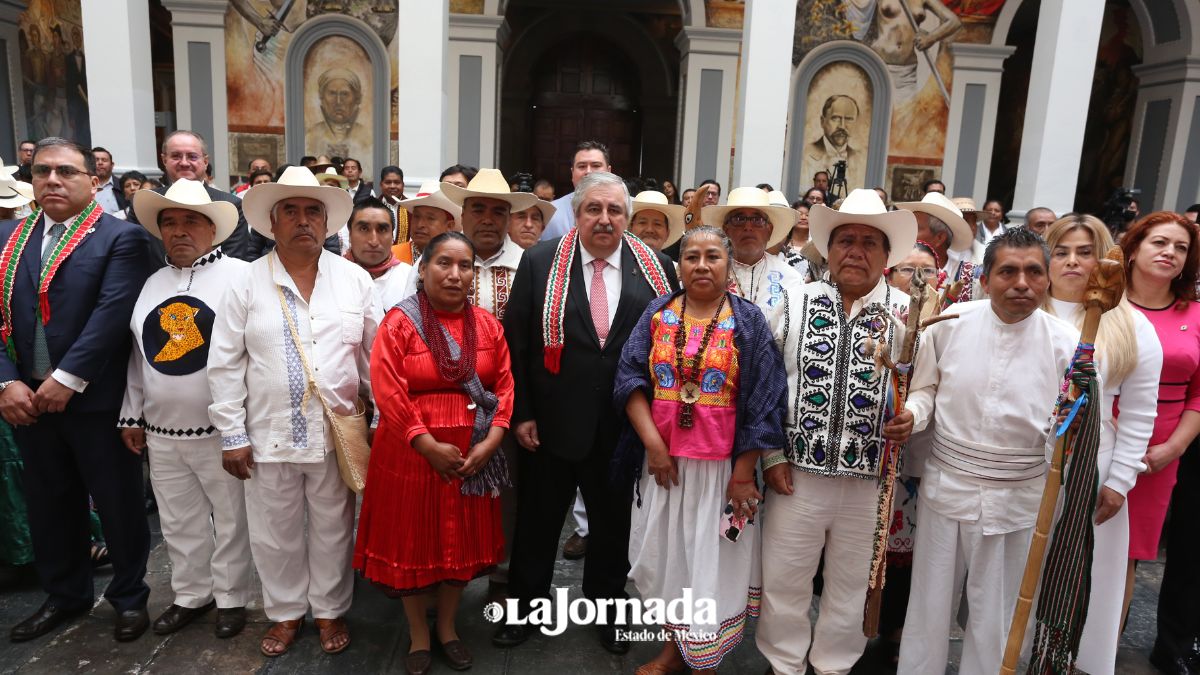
[32,222,66,377]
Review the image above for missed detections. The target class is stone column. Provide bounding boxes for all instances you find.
[396,0,448,191]
[674,26,741,198]
[81,0,161,178]
[161,0,231,190]
[940,43,1014,205]
[731,0,797,189]
[1126,58,1200,211]
[1009,0,1104,223]
[447,13,506,169]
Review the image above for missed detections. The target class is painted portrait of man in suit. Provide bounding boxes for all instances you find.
[806,94,860,182]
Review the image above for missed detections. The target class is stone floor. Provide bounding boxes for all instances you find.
[0,513,1166,674]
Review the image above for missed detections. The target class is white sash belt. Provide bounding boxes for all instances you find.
[930,428,1047,483]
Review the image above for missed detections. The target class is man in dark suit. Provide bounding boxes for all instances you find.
[127,130,253,265]
[497,171,678,654]
[0,138,153,642]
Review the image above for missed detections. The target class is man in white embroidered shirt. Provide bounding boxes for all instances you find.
[897,228,1080,675]
[120,179,253,639]
[208,166,381,658]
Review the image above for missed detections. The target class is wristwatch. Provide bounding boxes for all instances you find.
[0,380,15,393]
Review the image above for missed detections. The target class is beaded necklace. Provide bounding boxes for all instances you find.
[733,258,762,305]
[418,290,477,383]
[673,292,728,429]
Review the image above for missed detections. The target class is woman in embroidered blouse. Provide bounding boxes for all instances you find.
[1117,212,1200,671]
[1042,214,1163,675]
[353,231,514,674]
[614,226,787,675]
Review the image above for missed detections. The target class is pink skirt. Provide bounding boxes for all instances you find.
[1125,458,1179,560]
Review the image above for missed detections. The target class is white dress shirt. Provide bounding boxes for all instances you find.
[371,261,412,310]
[540,192,576,241]
[208,249,381,463]
[95,177,121,213]
[579,241,622,329]
[732,253,803,314]
[905,300,1079,534]
[40,216,88,392]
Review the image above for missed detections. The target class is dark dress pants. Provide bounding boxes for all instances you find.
[1156,441,1200,657]
[507,435,632,617]
[15,410,151,612]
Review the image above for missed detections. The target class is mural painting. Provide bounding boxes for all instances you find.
[18,0,90,146]
[225,0,398,177]
[803,62,873,194]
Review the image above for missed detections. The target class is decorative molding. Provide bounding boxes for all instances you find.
[284,14,390,176]
[947,43,1016,74]
[675,26,741,57]
[1132,57,1200,88]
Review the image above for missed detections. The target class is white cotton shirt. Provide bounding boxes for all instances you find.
[905,300,1079,534]
[120,249,248,439]
[731,253,803,314]
[579,242,622,329]
[208,249,381,463]
[1047,297,1162,496]
[371,261,412,310]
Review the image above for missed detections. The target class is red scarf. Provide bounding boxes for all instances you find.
[345,250,402,279]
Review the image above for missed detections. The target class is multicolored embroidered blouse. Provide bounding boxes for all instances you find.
[648,297,739,461]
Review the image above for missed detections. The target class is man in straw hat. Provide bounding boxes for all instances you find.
[496,171,677,653]
[208,165,381,657]
[0,138,153,643]
[395,180,460,264]
[119,179,253,639]
[439,168,538,320]
[896,191,975,283]
[628,190,684,253]
[0,159,34,220]
[757,188,916,674]
[897,227,1078,675]
[508,197,556,250]
[703,186,803,314]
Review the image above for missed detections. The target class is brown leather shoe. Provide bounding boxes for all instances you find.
[439,639,473,671]
[562,533,588,560]
[260,618,303,657]
[404,649,432,675]
[152,601,215,635]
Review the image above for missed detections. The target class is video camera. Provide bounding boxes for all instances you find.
[1099,187,1140,236]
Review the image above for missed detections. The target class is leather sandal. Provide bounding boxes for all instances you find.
[315,617,350,655]
[260,618,303,657]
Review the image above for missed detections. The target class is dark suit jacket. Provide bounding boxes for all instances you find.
[0,212,151,413]
[127,183,252,267]
[503,238,678,461]
[350,181,374,204]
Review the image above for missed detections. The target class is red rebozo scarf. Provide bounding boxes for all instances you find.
[0,202,103,360]
[541,229,671,374]
[345,250,402,279]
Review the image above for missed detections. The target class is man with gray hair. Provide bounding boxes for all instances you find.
[897,191,976,282]
[496,171,678,653]
[306,68,367,164]
[1024,207,1057,238]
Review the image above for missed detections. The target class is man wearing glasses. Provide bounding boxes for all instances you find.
[0,137,153,643]
[703,186,803,314]
[127,130,253,265]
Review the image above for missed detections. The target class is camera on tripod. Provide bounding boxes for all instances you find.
[1099,187,1140,236]
[830,160,848,201]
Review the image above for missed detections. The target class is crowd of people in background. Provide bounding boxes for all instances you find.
[0,133,1198,675]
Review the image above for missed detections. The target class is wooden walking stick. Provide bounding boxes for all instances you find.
[683,183,713,230]
[862,270,956,636]
[999,247,1125,675]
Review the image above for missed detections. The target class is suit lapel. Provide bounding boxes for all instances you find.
[568,243,601,348]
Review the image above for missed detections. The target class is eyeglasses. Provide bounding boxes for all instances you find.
[31,164,90,179]
[725,214,770,229]
[893,266,938,278]
[166,152,205,164]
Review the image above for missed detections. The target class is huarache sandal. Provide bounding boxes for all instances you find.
[90,543,110,567]
[315,616,351,655]
[260,618,303,657]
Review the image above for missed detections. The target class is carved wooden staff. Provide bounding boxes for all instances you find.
[999,247,1125,675]
[683,183,713,230]
[862,270,956,636]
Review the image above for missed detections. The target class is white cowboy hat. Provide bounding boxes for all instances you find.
[440,168,537,212]
[631,190,686,247]
[399,181,463,222]
[513,197,557,225]
[809,188,917,268]
[703,186,798,246]
[767,190,791,208]
[314,166,349,189]
[132,178,239,244]
[243,165,354,240]
[896,191,973,253]
[0,161,33,209]
[950,196,987,217]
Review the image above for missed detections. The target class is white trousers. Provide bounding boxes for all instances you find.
[148,435,252,609]
[1074,449,1128,675]
[757,470,879,675]
[898,500,1034,675]
[572,489,589,537]
[244,452,355,621]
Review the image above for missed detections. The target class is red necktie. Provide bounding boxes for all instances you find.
[590,259,609,346]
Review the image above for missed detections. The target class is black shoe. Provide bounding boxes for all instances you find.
[1151,640,1197,675]
[114,607,150,642]
[491,623,536,648]
[215,607,247,639]
[152,601,215,635]
[596,625,629,655]
[10,600,89,642]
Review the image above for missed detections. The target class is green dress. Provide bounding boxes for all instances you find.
[0,420,32,566]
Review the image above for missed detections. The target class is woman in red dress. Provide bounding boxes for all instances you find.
[353,231,513,674]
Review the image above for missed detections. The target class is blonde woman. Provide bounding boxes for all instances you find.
[1042,214,1163,675]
